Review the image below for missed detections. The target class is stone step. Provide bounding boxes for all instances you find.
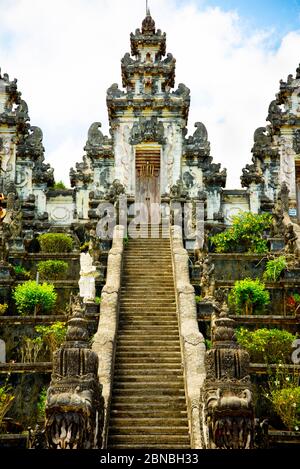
[114,368,183,376]
[118,325,179,331]
[119,304,176,309]
[107,435,190,445]
[112,389,185,397]
[115,367,182,373]
[119,313,177,317]
[126,247,171,250]
[113,375,184,383]
[121,285,174,289]
[122,280,174,284]
[110,410,188,419]
[117,332,179,338]
[118,327,178,332]
[122,283,175,287]
[111,398,187,408]
[124,259,172,263]
[119,299,176,304]
[115,347,181,354]
[122,279,173,284]
[120,308,177,311]
[115,356,182,363]
[119,292,175,297]
[119,314,177,319]
[116,340,180,347]
[115,362,181,368]
[119,320,178,323]
[108,444,190,449]
[113,379,183,388]
[108,426,188,435]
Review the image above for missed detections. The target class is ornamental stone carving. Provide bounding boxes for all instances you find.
[79,252,99,303]
[84,122,113,159]
[45,300,104,449]
[130,117,165,145]
[293,129,300,154]
[201,303,254,449]
[17,126,44,160]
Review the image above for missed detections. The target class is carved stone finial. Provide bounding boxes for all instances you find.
[201,302,254,449]
[45,298,104,449]
[142,10,155,34]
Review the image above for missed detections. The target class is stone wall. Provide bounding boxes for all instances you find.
[92,225,124,448]
[170,225,206,449]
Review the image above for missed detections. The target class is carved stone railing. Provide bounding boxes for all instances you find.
[92,225,124,448]
[170,225,206,448]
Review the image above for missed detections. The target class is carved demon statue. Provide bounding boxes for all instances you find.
[45,300,104,449]
[201,303,254,449]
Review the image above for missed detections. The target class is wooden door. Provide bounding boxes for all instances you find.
[135,147,160,224]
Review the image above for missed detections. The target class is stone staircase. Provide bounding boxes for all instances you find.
[107,227,190,449]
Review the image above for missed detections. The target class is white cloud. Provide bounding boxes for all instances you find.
[0,0,300,187]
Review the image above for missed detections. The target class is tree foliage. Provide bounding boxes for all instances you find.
[210,211,272,253]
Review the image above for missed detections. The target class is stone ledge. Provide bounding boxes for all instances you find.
[197,314,299,324]
[0,315,67,325]
[249,363,300,374]
[0,362,52,373]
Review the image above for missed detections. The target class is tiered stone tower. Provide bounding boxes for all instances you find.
[241,64,300,219]
[70,10,226,224]
[0,70,54,206]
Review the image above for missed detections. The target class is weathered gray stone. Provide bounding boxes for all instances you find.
[170,225,206,449]
[92,225,124,448]
[0,339,5,363]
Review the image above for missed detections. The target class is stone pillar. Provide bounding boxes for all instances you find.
[0,339,6,363]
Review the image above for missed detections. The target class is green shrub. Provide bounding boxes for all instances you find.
[271,386,300,430]
[52,181,67,190]
[0,304,8,316]
[195,295,203,304]
[210,211,272,253]
[13,265,31,279]
[0,383,14,429]
[37,387,48,419]
[94,296,101,304]
[229,278,270,315]
[13,280,57,316]
[263,256,287,282]
[205,339,212,350]
[80,241,89,252]
[37,260,68,280]
[35,322,67,357]
[38,233,73,253]
[266,364,300,430]
[236,327,297,364]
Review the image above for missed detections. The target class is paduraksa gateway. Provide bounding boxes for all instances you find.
[0,5,299,452]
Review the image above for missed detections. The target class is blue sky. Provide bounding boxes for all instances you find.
[1,0,300,187]
[180,0,300,33]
